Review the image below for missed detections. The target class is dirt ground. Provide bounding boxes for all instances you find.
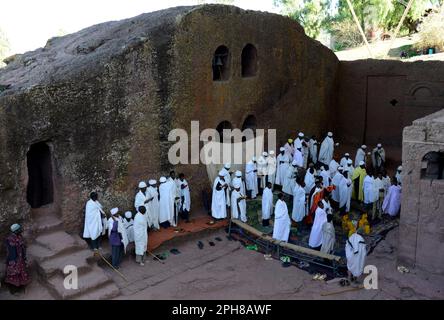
[2,226,442,300]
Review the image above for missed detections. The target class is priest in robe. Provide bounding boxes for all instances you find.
[292,179,306,223]
[304,166,316,195]
[134,206,148,266]
[309,201,327,250]
[354,145,367,167]
[363,171,377,214]
[345,159,354,179]
[232,170,246,195]
[318,132,334,166]
[83,192,105,251]
[340,153,351,168]
[211,170,228,220]
[134,181,155,227]
[159,176,175,228]
[331,166,345,209]
[283,160,297,195]
[146,179,160,230]
[276,147,291,189]
[352,161,367,202]
[272,193,291,242]
[371,143,386,172]
[231,180,247,222]
[382,178,401,217]
[257,152,268,195]
[339,170,350,215]
[220,163,232,207]
[168,171,181,226]
[266,150,277,189]
[320,214,335,254]
[123,211,134,243]
[284,139,294,160]
[319,166,331,187]
[245,159,258,199]
[262,181,273,226]
[108,208,128,269]
[308,135,318,165]
[178,173,191,222]
[346,223,367,282]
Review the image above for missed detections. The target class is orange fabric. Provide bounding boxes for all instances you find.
[305,186,335,225]
[147,216,227,251]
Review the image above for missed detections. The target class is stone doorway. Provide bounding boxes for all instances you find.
[26,141,54,209]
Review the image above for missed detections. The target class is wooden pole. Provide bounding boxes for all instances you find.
[321,285,365,296]
[345,0,374,59]
[147,250,166,264]
[97,251,129,282]
[384,0,415,58]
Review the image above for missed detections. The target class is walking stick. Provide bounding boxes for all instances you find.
[147,250,165,264]
[97,251,128,282]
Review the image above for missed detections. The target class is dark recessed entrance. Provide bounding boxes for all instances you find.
[26,142,54,208]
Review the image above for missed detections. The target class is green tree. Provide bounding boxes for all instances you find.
[274,0,331,38]
[0,28,11,68]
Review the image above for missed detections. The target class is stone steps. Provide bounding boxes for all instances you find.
[37,249,95,279]
[32,214,64,235]
[45,266,117,300]
[28,212,121,300]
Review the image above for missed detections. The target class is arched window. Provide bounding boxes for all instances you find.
[212,46,231,81]
[241,115,257,141]
[216,121,233,142]
[421,151,444,180]
[241,44,258,77]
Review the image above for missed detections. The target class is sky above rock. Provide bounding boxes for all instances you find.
[0,0,278,55]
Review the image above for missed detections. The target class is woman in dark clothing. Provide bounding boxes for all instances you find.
[4,224,31,293]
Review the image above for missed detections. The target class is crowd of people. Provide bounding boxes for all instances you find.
[209,131,402,283]
[82,170,191,269]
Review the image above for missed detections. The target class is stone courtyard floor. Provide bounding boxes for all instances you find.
[1,226,443,300]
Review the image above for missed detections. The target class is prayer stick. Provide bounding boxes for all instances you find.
[321,285,364,296]
[97,251,129,282]
[147,250,165,264]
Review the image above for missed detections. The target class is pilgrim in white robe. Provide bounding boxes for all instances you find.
[339,175,350,210]
[83,199,104,241]
[331,171,343,202]
[284,142,294,160]
[319,168,331,186]
[354,148,366,167]
[346,177,353,212]
[309,207,327,248]
[346,233,367,277]
[272,199,291,242]
[231,189,247,222]
[262,186,273,221]
[135,190,156,227]
[257,156,268,189]
[309,138,318,164]
[363,175,376,204]
[340,156,351,168]
[329,159,339,178]
[304,170,315,195]
[282,165,296,195]
[133,211,148,256]
[159,181,175,225]
[146,186,160,229]
[276,153,291,186]
[220,167,232,208]
[292,183,306,222]
[293,149,303,168]
[179,179,191,213]
[266,155,277,187]
[232,176,246,195]
[320,221,335,254]
[211,177,227,219]
[122,217,134,243]
[371,147,386,169]
[318,136,334,165]
[245,162,258,198]
[382,184,401,216]
[134,190,148,212]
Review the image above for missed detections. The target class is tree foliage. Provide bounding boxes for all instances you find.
[414,5,444,51]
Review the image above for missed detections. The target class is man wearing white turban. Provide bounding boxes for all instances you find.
[232,170,246,195]
[123,211,134,243]
[354,145,367,167]
[266,150,277,188]
[211,170,228,219]
[245,158,258,199]
[262,181,273,226]
[231,180,247,222]
[146,179,160,230]
[133,206,148,266]
[276,147,291,189]
[318,132,335,166]
[272,193,291,242]
[159,176,175,228]
[108,208,128,269]
[346,223,367,282]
